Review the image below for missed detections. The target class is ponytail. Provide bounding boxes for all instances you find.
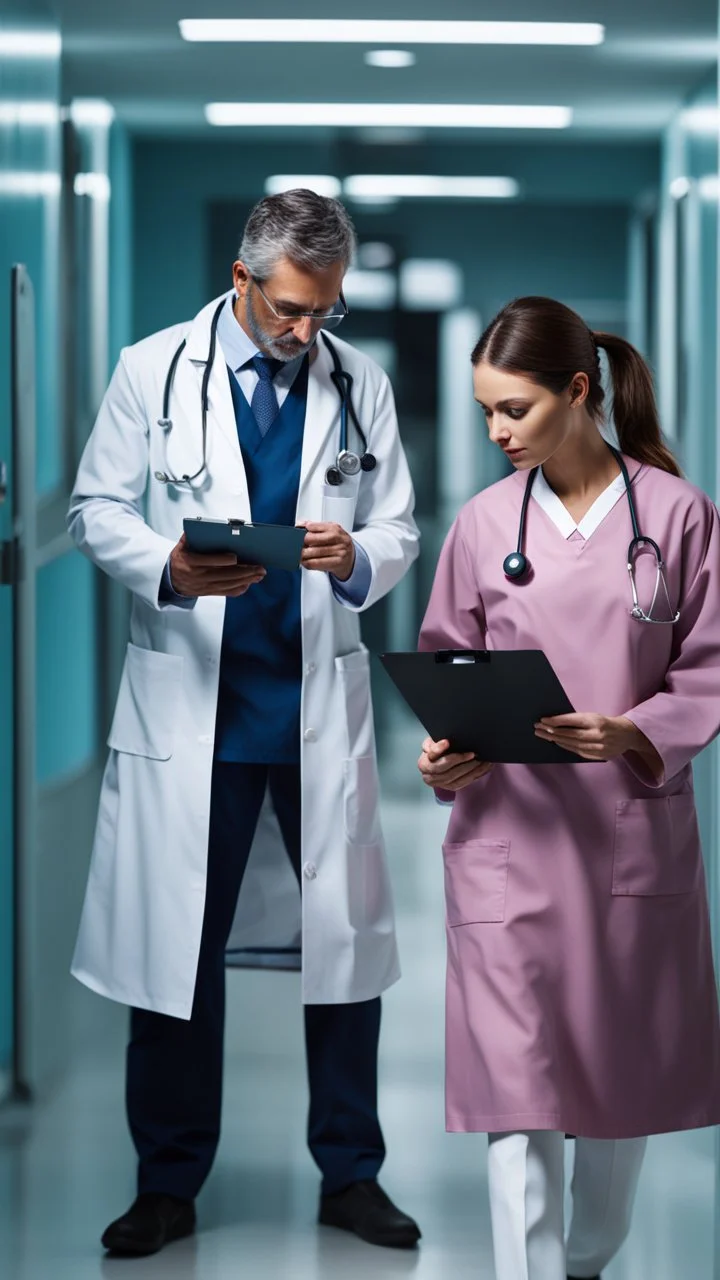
[592,331,681,477]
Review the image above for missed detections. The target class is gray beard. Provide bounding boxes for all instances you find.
[245,286,316,363]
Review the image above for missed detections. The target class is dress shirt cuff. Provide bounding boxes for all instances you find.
[331,541,372,607]
[159,558,197,610]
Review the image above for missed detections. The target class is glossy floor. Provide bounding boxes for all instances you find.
[0,783,715,1279]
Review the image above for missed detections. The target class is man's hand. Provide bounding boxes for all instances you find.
[169,533,266,598]
[299,522,356,581]
[534,712,662,774]
[418,737,494,792]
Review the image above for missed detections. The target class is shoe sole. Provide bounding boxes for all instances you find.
[319,1216,421,1250]
[102,1220,195,1257]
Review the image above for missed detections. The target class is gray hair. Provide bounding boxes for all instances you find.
[239,188,357,280]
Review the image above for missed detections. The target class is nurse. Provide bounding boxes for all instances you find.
[417,296,720,1280]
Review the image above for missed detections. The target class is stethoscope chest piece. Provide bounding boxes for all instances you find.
[337,449,362,477]
[503,551,529,580]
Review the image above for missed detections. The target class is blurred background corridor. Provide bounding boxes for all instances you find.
[1,1,720,1276]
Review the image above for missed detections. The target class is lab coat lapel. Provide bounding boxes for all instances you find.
[183,294,250,502]
[299,339,340,498]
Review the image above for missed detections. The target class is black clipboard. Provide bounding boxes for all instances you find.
[183,517,306,571]
[379,649,589,764]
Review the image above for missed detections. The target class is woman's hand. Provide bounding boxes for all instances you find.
[534,712,662,773]
[418,738,494,791]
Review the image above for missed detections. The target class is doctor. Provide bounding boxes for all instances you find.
[67,188,421,1257]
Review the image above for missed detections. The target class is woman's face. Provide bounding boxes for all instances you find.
[472,360,585,470]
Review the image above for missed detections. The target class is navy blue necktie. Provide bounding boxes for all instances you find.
[250,355,282,436]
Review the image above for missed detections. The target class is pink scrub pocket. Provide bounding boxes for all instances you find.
[612,795,702,896]
[442,839,510,925]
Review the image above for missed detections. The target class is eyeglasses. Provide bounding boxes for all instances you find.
[251,277,348,329]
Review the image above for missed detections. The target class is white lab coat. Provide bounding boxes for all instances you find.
[68,294,419,1019]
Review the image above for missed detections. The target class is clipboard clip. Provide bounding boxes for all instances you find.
[434,649,491,664]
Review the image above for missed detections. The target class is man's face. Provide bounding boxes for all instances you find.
[233,256,346,361]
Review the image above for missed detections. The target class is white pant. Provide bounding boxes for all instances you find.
[487,1130,647,1280]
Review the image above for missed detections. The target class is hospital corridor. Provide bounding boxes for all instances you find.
[2,2,720,1278]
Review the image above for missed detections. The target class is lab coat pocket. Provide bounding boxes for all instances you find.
[343,755,382,846]
[442,839,510,925]
[107,643,184,760]
[335,646,374,758]
[322,482,358,533]
[612,795,701,895]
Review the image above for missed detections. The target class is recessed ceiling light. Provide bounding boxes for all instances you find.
[0,171,61,196]
[206,103,572,130]
[358,241,396,269]
[365,50,416,69]
[0,31,61,58]
[265,174,342,197]
[0,101,59,125]
[74,173,112,200]
[182,20,604,47]
[344,175,519,200]
[681,106,719,135]
[70,99,115,127]
[669,176,691,199]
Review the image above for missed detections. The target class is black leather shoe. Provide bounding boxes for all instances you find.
[101,1193,196,1256]
[319,1180,421,1248]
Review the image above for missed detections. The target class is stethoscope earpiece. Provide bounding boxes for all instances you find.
[325,467,342,487]
[361,453,377,472]
[503,551,529,580]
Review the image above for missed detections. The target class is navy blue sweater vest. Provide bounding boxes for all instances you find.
[214,357,309,762]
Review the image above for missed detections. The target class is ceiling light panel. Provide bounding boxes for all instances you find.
[181,20,604,47]
[344,175,519,199]
[206,104,572,130]
[0,101,60,126]
[0,31,61,58]
[265,174,342,197]
[365,50,416,68]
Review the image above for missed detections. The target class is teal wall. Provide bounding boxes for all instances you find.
[0,0,62,1085]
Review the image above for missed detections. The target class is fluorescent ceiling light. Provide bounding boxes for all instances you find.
[365,50,416,68]
[0,31,61,58]
[345,175,519,200]
[681,106,719,135]
[0,101,59,126]
[669,176,691,199]
[74,172,111,200]
[206,103,572,130]
[265,174,341,197]
[343,269,397,310]
[358,241,395,269]
[0,171,61,196]
[698,174,720,201]
[182,20,604,47]
[70,99,115,127]
[400,259,462,310]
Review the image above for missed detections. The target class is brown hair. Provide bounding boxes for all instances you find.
[471,296,681,476]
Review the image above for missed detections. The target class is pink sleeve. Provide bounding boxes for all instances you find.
[418,516,487,653]
[418,517,487,802]
[625,496,720,787]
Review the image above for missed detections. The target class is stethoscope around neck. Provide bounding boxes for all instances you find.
[503,443,680,624]
[153,298,376,489]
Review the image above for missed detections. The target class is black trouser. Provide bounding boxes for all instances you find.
[126,762,386,1200]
